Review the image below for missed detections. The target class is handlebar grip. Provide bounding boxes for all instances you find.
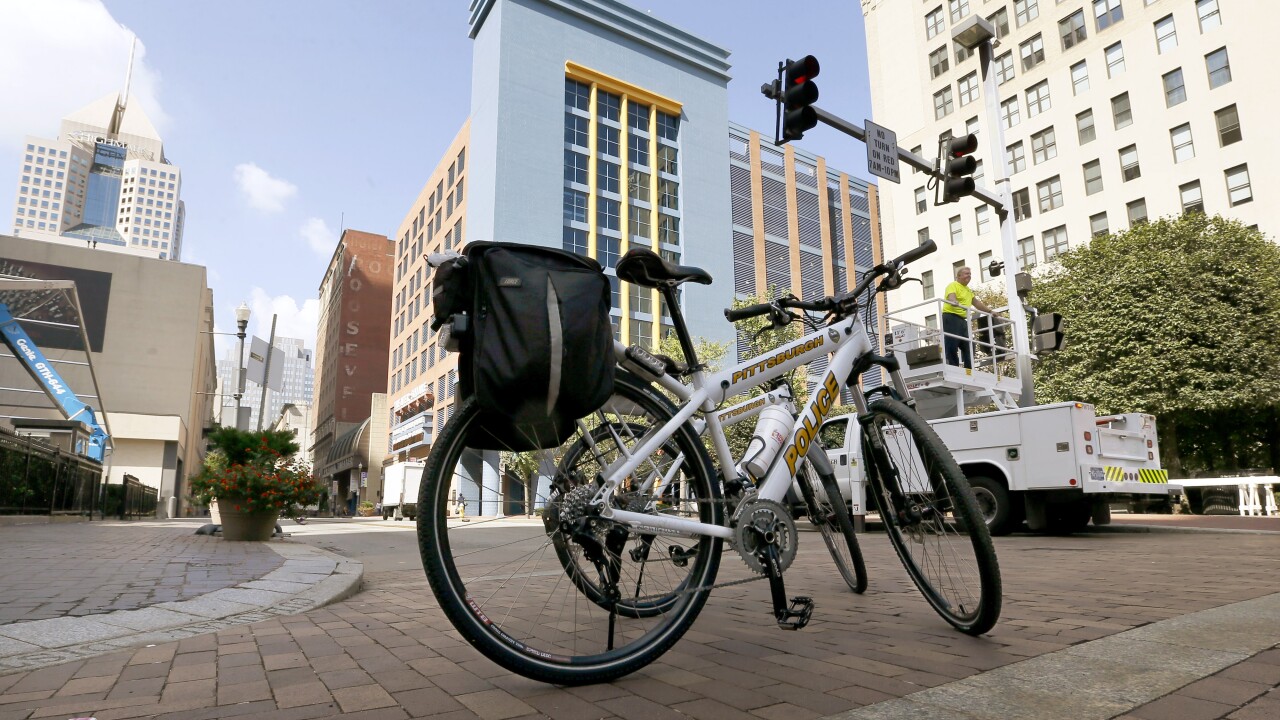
[725,303,773,322]
[893,240,937,267]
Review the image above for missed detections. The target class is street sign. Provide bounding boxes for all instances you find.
[865,119,901,183]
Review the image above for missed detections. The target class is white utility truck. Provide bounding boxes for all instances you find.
[818,303,1169,534]
[381,461,424,520]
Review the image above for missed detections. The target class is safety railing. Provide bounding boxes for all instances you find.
[886,298,1020,382]
[0,425,103,517]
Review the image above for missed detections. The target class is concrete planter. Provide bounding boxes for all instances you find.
[216,498,278,541]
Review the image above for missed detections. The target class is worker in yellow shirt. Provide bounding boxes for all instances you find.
[942,266,995,373]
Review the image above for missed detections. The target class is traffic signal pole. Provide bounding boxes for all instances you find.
[975,38,1035,406]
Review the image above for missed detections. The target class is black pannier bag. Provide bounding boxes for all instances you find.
[432,242,614,451]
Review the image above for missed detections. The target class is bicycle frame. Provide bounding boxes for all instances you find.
[597,315,909,540]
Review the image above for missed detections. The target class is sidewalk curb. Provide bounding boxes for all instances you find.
[0,541,362,676]
[1083,523,1280,536]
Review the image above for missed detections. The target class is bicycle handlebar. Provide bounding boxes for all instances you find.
[722,240,938,324]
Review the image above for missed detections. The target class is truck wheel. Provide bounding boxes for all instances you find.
[968,476,1017,536]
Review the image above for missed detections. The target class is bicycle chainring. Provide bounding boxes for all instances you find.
[733,498,798,576]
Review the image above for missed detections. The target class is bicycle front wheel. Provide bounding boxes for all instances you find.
[417,372,723,685]
[862,397,1001,635]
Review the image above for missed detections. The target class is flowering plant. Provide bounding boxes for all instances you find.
[190,427,321,516]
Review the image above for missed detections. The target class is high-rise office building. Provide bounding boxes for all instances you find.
[862,0,1269,319]
[10,57,186,261]
[727,122,885,393]
[215,337,314,435]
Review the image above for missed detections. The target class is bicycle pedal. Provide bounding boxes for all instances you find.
[776,596,814,630]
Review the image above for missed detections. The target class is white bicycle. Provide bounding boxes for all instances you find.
[417,239,1001,684]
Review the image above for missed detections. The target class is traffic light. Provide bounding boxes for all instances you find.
[940,133,979,204]
[782,55,820,141]
[1032,312,1066,353]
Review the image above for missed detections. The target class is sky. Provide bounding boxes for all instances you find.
[0,0,874,359]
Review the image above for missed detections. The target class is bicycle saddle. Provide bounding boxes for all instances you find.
[615,247,713,288]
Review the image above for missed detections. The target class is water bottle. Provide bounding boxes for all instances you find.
[736,403,794,481]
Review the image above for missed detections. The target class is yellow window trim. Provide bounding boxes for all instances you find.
[567,62,683,114]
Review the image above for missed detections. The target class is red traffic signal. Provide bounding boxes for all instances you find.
[782,55,821,141]
[941,133,979,203]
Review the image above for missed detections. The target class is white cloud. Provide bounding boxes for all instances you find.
[0,0,168,146]
[232,163,298,212]
[299,217,336,257]
[246,289,320,353]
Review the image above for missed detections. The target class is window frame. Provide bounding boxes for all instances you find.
[1026,80,1051,117]
[1215,105,1242,146]
[1036,175,1063,213]
[1170,124,1195,164]
[1119,144,1141,182]
[1105,42,1125,77]
[1060,10,1087,50]
[1225,164,1252,206]
[1020,34,1046,71]
[1162,68,1186,107]
[1180,181,1204,214]
[1154,14,1178,54]
[1111,92,1133,129]
[934,86,955,119]
[1007,140,1027,175]
[1071,60,1090,96]
[1077,109,1096,144]
[1083,159,1104,195]
[1031,127,1058,164]
[1093,0,1123,32]
[1205,47,1231,88]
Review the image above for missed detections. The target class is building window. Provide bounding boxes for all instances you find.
[629,134,649,166]
[628,102,649,132]
[1077,109,1096,144]
[629,208,651,239]
[630,170,651,203]
[659,179,679,210]
[975,205,990,235]
[657,111,679,141]
[1043,226,1068,260]
[1018,236,1037,268]
[1154,15,1178,54]
[1070,61,1089,95]
[1001,96,1021,129]
[564,150,588,184]
[922,270,935,299]
[1180,181,1204,214]
[926,6,945,39]
[1083,159,1103,195]
[1163,68,1186,107]
[955,41,974,65]
[1197,0,1221,32]
[1111,92,1132,129]
[1105,42,1125,77]
[1060,11,1087,50]
[1215,105,1242,146]
[565,114,589,147]
[1126,199,1148,225]
[1037,176,1063,213]
[598,124,620,157]
[995,52,1015,85]
[658,146,678,175]
[915,186,928,214]
[597,91,621,121]
[989,7,1011,38]
[1225,165,1252,206]
[1170,124,1195,163]
[978,251,993,281]
[1020,34,1045,71]
[1205,48,1231,88]
[565,79,590,111]
[919,228,931,246]
[1119,145,1141,181]
[949,0,969,23]
[1093,0,1123,31]
[563,189,588,223]
[1014,0,1039,28]
[658,213,680,243]
[1031,127,1057,164]
[934,86,954,119]
[929,46,950,78]
[597,197,620,231]
[950,215,963,245]
[958,72,979,106]
[598,161,620,194]
[1090,212,1109,238]
[1007,141,1026,175]
[1026,81,1051,117]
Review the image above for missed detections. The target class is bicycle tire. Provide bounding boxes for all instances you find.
[797,462,867,594]
[861,397,1001,635]
[417,371,723,685]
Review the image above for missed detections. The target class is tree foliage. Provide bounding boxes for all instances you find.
[1028,214,1280,474]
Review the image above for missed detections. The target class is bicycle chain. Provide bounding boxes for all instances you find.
[627,570,767,604]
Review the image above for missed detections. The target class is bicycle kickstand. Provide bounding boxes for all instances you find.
[761,545,813,630]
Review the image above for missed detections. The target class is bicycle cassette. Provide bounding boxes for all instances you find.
[733,498,798,575]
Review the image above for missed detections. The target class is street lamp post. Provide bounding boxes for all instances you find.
[234,302,251,429]
[952,15,1036,406]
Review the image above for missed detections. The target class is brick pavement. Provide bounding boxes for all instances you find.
[0,523,284,624]
[0,529,1276,719]
[1119,646,1280,720]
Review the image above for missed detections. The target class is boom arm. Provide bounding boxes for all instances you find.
[0,303,108,461]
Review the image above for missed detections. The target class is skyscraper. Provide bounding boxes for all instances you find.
[215,337,315,434]
[862,0,1269,313]
[9,49,185,260]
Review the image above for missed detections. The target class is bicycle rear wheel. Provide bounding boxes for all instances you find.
[417,372,723,685]
[798,463,867,593]
[862,398,1001,635]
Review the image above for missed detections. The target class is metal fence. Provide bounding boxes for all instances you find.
[112,474,158,519]
[0,425,103,516]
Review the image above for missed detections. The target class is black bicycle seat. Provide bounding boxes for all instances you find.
[616,248,712,288]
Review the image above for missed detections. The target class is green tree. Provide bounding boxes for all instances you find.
[1028,214,1280,475]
